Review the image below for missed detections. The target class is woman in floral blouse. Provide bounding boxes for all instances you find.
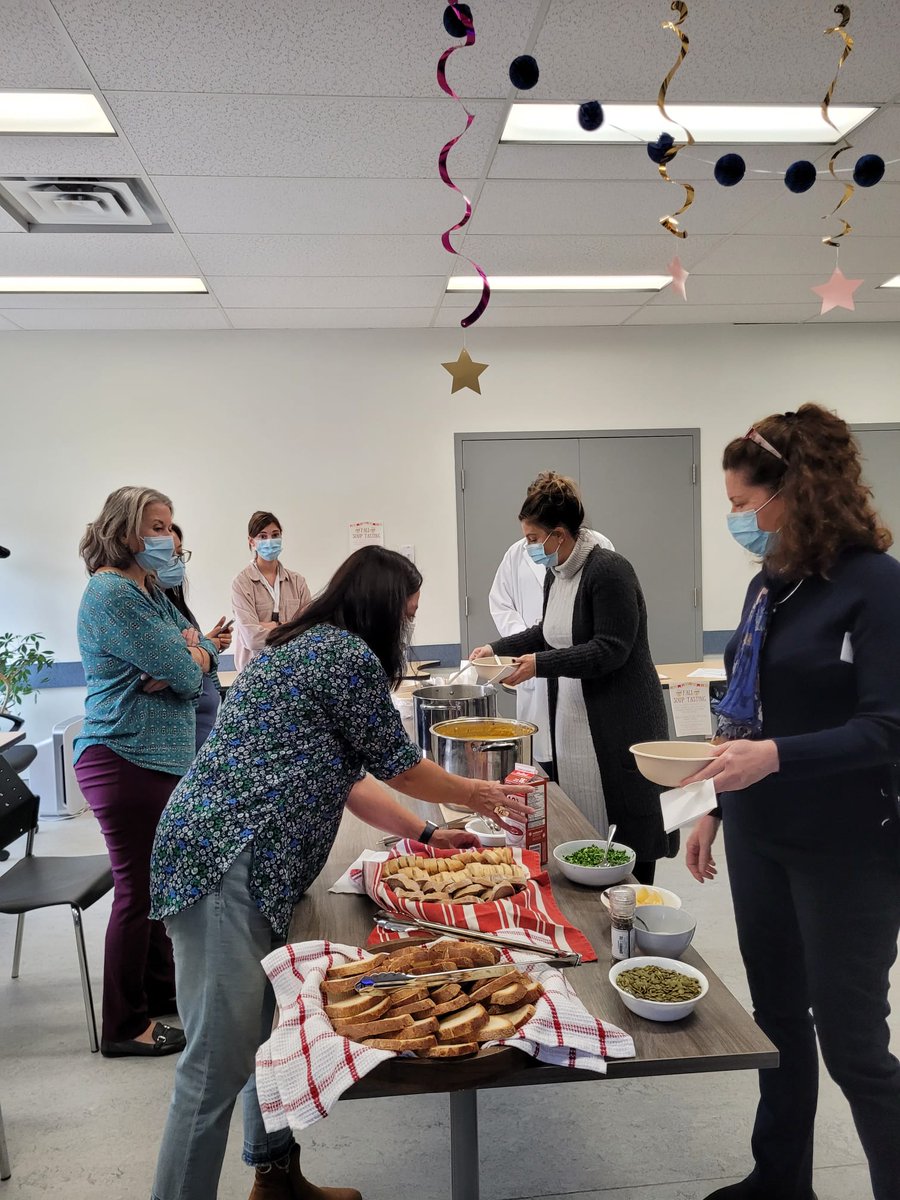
[149,546,531,1200]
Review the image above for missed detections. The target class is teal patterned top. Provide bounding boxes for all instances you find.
[149,624,421,937]
[75,573,219,777]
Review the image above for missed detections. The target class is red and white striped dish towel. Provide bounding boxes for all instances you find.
[361,839,597,962]
[255,934,635,1135]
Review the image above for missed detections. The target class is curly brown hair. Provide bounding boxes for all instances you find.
[722,403,892,578]
[518,471,584,537]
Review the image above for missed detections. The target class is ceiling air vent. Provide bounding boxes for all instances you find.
[0,177,170,233]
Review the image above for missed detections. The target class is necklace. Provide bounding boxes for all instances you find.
[775,580,803,607]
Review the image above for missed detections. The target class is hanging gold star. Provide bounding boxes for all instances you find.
[442,347,488,394]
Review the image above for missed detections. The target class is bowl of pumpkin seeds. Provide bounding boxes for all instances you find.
[609,956,709,1022]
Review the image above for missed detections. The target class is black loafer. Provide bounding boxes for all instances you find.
[101,1021,186,1058]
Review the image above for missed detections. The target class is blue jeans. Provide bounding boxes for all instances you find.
[151,849,295,1200]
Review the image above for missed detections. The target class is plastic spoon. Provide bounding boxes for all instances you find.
[442,662,470,686]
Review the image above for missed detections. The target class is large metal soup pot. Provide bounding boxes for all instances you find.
[412,683,497,759]
[429,717,538,781]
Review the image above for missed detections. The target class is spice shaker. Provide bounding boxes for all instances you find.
[608,885,636,961]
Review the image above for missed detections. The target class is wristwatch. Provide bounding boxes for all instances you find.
[418,820,440,844]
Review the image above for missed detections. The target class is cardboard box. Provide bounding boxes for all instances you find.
[504,765,548,865]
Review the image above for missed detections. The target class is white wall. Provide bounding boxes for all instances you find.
[4,322,900,743]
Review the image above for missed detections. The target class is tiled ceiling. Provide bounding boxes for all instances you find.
[0,0,899,330]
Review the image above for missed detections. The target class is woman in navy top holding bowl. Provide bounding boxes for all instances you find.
[149,546,531,1200]
[684,405,900,1200]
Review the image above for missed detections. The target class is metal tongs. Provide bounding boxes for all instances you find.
[356,959,572,995]
[373,909,582,966]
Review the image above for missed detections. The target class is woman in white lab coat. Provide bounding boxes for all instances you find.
[489,528,614,776]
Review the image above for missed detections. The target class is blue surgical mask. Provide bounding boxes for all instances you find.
[156,557,185,588]
[727,491,781,556]
[135,535,175,572]
[526,532,559,570]
[255,538,282,562]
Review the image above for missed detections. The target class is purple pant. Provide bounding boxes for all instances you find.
[74,745,178,1043]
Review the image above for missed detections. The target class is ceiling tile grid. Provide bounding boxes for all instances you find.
[104,94,506,178]
[0,0,897,329]
[52,0,542,98]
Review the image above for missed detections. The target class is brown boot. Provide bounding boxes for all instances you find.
[248,1146,362,1200]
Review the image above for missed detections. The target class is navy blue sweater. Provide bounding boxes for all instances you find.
[721,550,900,837]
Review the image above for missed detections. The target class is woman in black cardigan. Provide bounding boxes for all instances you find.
[471,472,673,882]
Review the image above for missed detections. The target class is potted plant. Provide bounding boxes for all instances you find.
[0,632,55,721]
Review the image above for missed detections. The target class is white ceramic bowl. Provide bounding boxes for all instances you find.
[464,817,507,848]
[609,955,709,1022]
[469,656,517,683]
[600,884,682,911]
[634,906,697,959]
[630,740,716,788]
[552,839,636,887]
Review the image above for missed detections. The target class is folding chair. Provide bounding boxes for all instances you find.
[0,758,112,1052]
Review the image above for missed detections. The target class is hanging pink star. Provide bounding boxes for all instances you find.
[667,255,689,301]
[811,266,863,315]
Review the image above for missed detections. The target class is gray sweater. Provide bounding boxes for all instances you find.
[491,546,675,861]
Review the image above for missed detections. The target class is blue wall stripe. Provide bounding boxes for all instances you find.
[30,653,237,690]
[702,630,733,655]
[32,638,732,689]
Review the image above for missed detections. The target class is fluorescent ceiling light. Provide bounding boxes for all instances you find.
[0,277,207,294]
[878,275,900,288]
[448,275,670,292]
[502,103,876,145]
[0,91,115,135]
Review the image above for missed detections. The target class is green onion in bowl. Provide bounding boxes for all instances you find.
[563,844,632,868]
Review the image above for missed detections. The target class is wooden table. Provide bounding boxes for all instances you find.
[655,661,726,688]
[0,731,25,753]
[289,784,775,1200]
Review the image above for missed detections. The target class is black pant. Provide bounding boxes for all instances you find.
[632,859,656,885]
[723,811,900,1200]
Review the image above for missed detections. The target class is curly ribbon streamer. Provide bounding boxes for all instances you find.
[822,142,854,246]
[821,8,854,246]
[822,5,853,131]
[657,1,695,238]
[437,5,491,328]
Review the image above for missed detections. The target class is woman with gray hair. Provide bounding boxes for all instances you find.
[74,486,219,1058]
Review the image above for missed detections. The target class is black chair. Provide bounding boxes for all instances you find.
[0,712,37,778]
[0,712,38,864]
[0,1098,9,1181]
[0,758,112,1052]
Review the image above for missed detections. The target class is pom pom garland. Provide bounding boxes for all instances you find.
[509,54,539,90]
[784,160,817,193]
[647,132,675,164]
[443,4,472,38]
[714,153,746,186]
[853,154,885,187]
[578,100,604,132]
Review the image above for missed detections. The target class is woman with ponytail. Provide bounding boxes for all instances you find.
[683,404,900,1200]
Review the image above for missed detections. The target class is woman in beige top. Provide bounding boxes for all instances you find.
[230,510,311,671]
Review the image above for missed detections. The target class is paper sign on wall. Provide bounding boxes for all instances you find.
[348,521,384,552]
[670,682,713,738]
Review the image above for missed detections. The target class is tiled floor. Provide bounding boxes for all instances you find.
[0,808,888,1199]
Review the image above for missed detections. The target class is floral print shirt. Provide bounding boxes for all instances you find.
[150,624,421,936]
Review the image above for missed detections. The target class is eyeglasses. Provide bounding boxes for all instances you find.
[175,549,192,564]
[744,427,786,463]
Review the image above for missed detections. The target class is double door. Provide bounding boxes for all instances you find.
[455,430,702,665]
